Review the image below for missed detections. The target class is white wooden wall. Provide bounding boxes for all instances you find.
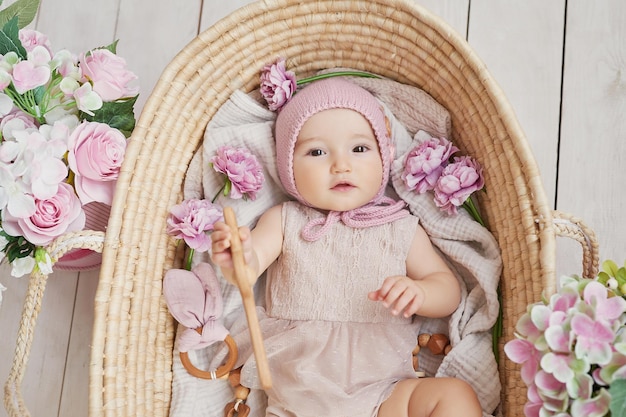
[0,1,624,416]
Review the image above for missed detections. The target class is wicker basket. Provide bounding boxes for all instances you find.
[2,0,600,416]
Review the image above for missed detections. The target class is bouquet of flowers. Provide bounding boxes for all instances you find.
[504,260,626,417]
[0,13,138,279]
[401,135,485,225]
[166,145,264,269]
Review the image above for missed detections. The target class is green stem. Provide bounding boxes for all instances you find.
[185,248,194,271]
[212,183,227,203]
[297,71,380,86]
[462,198,486,227]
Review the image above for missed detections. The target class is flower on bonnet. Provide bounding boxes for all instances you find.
[210,146,264,201]
[260,58,296,111]
[259,57,380,112]
[434,156,484,215]
[166,199,223,253]
[402,137,459,194]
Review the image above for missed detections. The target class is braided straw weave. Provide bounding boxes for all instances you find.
[80,0,596,416]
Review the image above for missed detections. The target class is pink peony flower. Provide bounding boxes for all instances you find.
[1,182,85,246]
[166,199,223,252]
[433,155,484,215]
[402,137,459,194]
[80,49,139,101]
[67,121,127,205]
[210,146,264,201]
[260,57,296,111]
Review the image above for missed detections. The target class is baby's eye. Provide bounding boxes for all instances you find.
[353,145,369,153]
[308,149,325,157]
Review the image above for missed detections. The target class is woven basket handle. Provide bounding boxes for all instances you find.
[3,230,105,417]
[552,210,600,278]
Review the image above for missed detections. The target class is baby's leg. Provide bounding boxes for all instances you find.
[378,377,482,417]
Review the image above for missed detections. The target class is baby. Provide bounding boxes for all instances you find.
[211,78,481,417]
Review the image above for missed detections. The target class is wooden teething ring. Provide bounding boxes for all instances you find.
[179,327,238,379]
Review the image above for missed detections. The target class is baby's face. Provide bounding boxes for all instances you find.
[292,108,383,212]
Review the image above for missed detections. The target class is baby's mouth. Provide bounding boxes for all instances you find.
[331,181,355,191]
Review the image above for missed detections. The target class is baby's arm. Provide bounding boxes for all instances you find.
[210,204,283,285]
[368,224,460,318]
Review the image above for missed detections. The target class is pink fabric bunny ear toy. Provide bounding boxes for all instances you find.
[163,262,238,379]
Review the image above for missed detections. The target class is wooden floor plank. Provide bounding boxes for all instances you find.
[0,267,78,417]
[558,0,626,271]
[468,0,565,206]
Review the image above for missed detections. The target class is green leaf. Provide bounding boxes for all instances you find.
[82,96,138,137]
[603,259,620,277]
[0,0,40,29]
[617,267,626,286]
[598,271,610,285]
[610,379,626,417]
[0,16,26,58]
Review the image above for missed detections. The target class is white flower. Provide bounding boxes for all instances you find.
[35,247,53,275]
[73,83,103,115]
[0,163,35,217]
[11,256,35,278]
[0,282,6,306]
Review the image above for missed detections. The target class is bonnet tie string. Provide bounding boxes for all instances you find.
[301,197,409,241]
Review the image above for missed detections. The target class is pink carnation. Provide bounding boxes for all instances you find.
[260,57,296,111]
[166,199,223,252]
[402,137,459,194]
[211,146,264,201]
[67,121,127,205]
[433,156,484,215]
[80,49,139,101]
[1,182,85,246]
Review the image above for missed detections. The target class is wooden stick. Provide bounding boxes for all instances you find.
[223,207,272,390]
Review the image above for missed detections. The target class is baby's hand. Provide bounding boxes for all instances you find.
[368,276,426,318]
[210,221,253,277]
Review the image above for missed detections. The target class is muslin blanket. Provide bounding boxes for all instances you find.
[168,75,503,417]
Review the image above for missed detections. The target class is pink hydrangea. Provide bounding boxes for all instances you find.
[433,156,484,215]
[402,137,459,194]
[210,146,264,201]
[18,29,53,55]
[67,121,127,206]
[166,199,223,252]
[260,57,297,111]
[11,59,51,95]
[505,274,626,417]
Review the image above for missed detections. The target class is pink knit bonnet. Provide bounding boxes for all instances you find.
[274,77,407,240]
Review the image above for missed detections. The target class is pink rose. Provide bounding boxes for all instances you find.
[80,49,139,101]
[433,156,484,215]
[260,58,297,111]
[67,121,127,205]
[166,199,223,252]
[402,137,459,194]
[1,182,85,246]
[210,146,265,200]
